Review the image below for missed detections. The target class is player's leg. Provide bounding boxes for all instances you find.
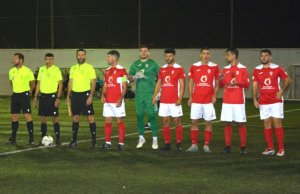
[87,115,96,148]
[161,116,171,151]
[136,99,146,148]
[69,92,81,147]
[233,104,247,154]
[203,103,216,153]
[102,116,113,150]
[186,119,199,152]
[69,115,80,147]
[40,116,47,138]
[173,116,183,152]
[221,104,233,153]
[116,117,126,151]
[261,117,275,155]
[237,122,247,154]
[9,93,20,144]
[273,117,284,156]
[145,98,159,149]
[22,93,34,145]
[52,116,61,145]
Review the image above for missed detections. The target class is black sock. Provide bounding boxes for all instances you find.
[11,121,19,139]
[54,122,60,140]
[41,123,47,137]
[26,121,34,140]
[89,122,96,141]
[72,122,79,141]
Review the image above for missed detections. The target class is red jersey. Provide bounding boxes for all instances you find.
[252,63,288,105]
[219,63,249,104]
[158,63,185,103]
[104,65,127,103]
[189,61,220,103]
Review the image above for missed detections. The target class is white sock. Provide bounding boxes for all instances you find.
[119,143,124,145]
[139,135,144,140]
[106,141,111,145]
[153,136,158,142]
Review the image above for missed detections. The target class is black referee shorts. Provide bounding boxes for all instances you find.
[38,93,59,117]
[71,91,94,116]
[11,91,31,114]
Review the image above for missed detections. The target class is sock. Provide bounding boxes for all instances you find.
[149,113,158,137]
[275,127,284,150]
[11,121,19,139]
[264,128,274,149]
[41,123,47,137]
[204,130,212,146]
[26,121,34,140]
[139,135,144,140]
[104,123,112,143]
[89,122,96,141]
[162,126,171,144]
[238,126,247,148]
[224,125,232,147]
[176,126,183,143]
[137,112,145,136]
[153,136,158,142]
[191,129,199,145]
[72,122,79,141]
[54,122,60,140]
[118,122,126,144]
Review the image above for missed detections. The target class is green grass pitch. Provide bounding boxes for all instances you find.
[0,97,299,194]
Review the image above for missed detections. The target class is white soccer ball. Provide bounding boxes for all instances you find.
[42,135,54,146]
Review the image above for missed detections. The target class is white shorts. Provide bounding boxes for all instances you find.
[221,103,246,123]
[259,103,284,120]
[159,103,183,117]
[190,103,216,121]
[103,103,126,117]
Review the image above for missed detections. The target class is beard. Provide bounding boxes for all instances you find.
[77,58,85,64]
[261,60,270,65]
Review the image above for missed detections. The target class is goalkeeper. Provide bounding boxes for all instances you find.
[128,45,160,150]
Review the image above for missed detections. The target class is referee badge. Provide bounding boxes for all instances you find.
[145,64,148,68]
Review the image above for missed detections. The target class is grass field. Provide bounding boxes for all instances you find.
[0,97,299,194]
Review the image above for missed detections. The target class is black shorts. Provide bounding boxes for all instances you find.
[11,92,31,114]
[71,91,94,115]
[38,93,59,117]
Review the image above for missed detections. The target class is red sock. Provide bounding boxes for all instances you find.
[118,122,126,144]
[264,128,274,149]
[204,130,212,146]
[176,126,183,143]
[163,126,171,144]
[275,127,284,150]
[224,125,232,146]
[190,130,199,144]
[238,126,247,148]
[104,123,112,142]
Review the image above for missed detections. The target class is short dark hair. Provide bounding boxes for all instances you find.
[107,50,120,59]
[76,48,86,54]
[14,53,24,61]
[164,48,176,55]
[226,48,239,58]
[260,49,272,55]
[200,47,210,52]
[140,45,149,50]
[45,53,54,58]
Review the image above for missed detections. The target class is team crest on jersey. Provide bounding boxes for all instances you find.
[171,70,175,74]
[200,75,207,83]
[165,75,170,83]
[113,70,117,74]
[236,71,239,75]
[207,69,211,74]
[264,78,271,86]
[269,71,273,76]
[145,64,148,68]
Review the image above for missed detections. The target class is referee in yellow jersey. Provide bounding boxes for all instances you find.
[34,53,63,145]
[8,53,36,145]
[67,49,97,148]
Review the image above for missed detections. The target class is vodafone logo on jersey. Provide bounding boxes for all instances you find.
[200,75,207,83]
[264,78,271,86]
[108,76,113,84]
[165,75,170,83]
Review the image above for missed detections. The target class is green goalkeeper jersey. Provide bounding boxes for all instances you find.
[129,59,160,98]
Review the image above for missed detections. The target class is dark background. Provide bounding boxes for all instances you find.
[0,0,299,48]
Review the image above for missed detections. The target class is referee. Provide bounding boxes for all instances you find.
[34,53,63,145]
[8,53,36,145]
[67,49,97,148]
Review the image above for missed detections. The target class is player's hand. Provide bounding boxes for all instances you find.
[219,74,224,81]
[54,98,60,108]
[212,95,217,104]
[86,95,93,106]
[175,98,182,106]
[101,96,106,103]
[229,78,237,86]
[276,90,283,100]
[152,97,157,106]
[33,97,38,108]
[253,99,259,109]
[188,98,192,106]
[116,99,122,107]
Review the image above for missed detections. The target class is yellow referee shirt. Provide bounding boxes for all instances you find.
[37,65,62,94]
[9,65,35,93]
[69,63,96,92]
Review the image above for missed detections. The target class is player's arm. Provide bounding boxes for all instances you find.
[152,79,162,105]
[54,80,63,108]
[101,83,107,103]
[29,80,36,96]
[86,78,96,106]
[128,64,136,83]
[67,79,73,104]
[237,69,250,88]
[176,78,185,106]
[116,78,128,107]
[212,79,219,104]
[188,78,193,106]
[252,81,259,108]
[276,76,292,100]
[33,80,40,107]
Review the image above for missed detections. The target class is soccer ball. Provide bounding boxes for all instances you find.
[41,135,54,146]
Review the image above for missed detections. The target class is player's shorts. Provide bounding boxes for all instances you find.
[103,102,126,117]
[259,102,284,120]
[220,103,246,123]
[38,93,59,117]
[190,103,216,121]
[71,91,94,115]
[159,103,183,117]
[11,91,31,114]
